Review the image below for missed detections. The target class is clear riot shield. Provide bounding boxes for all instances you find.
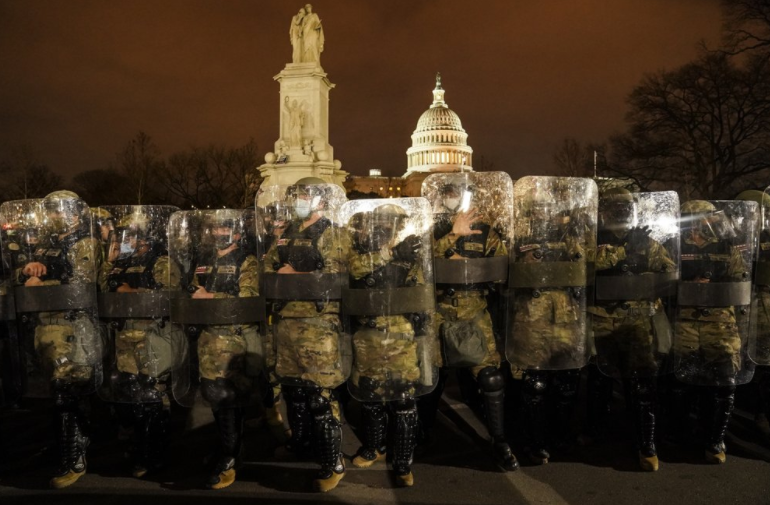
[168,209,266,407]
[96,205,189,405]
[506,176,598,371]
[421,172,512,368]
[750,188,770,365]
[0,196,102,398]
[591,191,680,379]
[674,200,757,386]
[339,198,437,402]
[0,236,21,407]
[257,182,351,389]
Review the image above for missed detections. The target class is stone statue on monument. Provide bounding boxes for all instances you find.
[284,96,306,147]
[289,4,324,65]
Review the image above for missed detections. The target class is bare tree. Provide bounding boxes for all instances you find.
[157,140,260,209]
[553,138,601,177]
[606,52,770,200]
[720,0,770,56]
[0,144,63,201]
[118,131,163,204]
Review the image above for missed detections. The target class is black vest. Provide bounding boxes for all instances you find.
[193,248,249,297]
[276,218,331,273]
[107,246,163,292]
[33,229,90,284]
[681,239,732,282]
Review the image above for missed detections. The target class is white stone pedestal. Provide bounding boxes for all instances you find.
[258,63,347,188]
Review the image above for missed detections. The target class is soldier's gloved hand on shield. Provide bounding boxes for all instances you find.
[626,226,652,255]
[391,235,421,263]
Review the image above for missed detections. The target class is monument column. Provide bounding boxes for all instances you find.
[257,5,347,188]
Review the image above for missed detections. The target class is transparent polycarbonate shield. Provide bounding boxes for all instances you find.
[339,198,437,402]
[506,176,598,371]
[750,187,770,365]
[257,182,351,389]
[95,205,189,404]
[168,209,265,407]
[0,197,102,397]
[592,191,680,379]
[0,237,21,406]
[675,200,757,386]
[422,172,513,367]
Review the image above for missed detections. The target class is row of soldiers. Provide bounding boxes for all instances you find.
[0,173,767,492]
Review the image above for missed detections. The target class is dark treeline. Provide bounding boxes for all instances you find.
[554,0,770,200]
[0,132,262,209]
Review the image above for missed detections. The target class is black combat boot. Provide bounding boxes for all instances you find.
[552,369,580,450]
[50,394,89,489]
[478,367,518,471]
[522,371,550,464]
[628,378,658,471]
[310,392,345,492]
[207,407,243,489]
[704,385,735,464]
[132,402,168,478]
[275,385,313,460]
[352,402,388,468]
[390,398,419,487]
[584,364,613,444]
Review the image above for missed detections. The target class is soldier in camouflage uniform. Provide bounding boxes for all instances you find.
[12,190,101,488]
[508,178,595,465]
[345,204,430,487]
[421,179,518,471]
[589,188,676,471]
[188,210,261,489]
[672,200,751,463]
[264,178,348,492]
[99,210,181,478]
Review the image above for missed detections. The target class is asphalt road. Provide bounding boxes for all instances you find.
[1,374,769,505]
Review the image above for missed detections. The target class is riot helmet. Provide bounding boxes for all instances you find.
[440,176,475,213]
[114,211,153,260]
[43,190,87,234]
[287,177,328,219]
[681,200,735,242]
[204,210,244,250]
[365,203,407,252]
[599,187,636,231]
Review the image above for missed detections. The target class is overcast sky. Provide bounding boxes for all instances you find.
[0,0,724,181]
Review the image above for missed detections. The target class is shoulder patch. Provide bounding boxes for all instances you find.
[216,265,237,275]
[7,243,19,251]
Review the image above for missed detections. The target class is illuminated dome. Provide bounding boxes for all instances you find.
[406,74,473,174]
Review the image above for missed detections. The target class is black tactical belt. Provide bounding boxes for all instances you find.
[170,295,266,325]
[595,271,678,301]
[341,285,435,316]
[434,256,508,284]
[0,294,16,321]
[756,262,770,287]
[509,261,586,288]
[98,292,171,319]
[14,284,97,313]
[677,281,752,307]
[262,273,344,300]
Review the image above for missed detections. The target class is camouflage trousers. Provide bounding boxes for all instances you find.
[755,289,770,364]
[435,292,500,377]
[510,290,586,370]
[198,324,261,394]
[274,314,346,389]
[591,310,659,377]
[351,325,421,398]
[33,312,99,387]
[116,320,182,378]
[674,311,742,378]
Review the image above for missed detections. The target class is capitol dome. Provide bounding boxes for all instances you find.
[406,74,473,174]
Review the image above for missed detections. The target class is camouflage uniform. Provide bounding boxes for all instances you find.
[423,211,518,470]
[671,200,751,464]
[587,188,677,471]
[189,235,261,489]
[10,191,101,489]
[99,218,182,477]
[263,178,348,492]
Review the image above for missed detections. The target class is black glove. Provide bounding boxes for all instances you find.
[625,226,652,255]
[391,235,421,263]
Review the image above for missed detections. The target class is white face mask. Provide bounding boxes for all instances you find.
[119,241,135,258]
[295,199,312,219]
[443,198,460,212]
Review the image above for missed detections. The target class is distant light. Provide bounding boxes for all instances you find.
[370,169,382,177]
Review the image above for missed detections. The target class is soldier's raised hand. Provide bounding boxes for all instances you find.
[452,208,482,237]
[392,235,421,263]
[22,261,46,278]
[626,226,652,254]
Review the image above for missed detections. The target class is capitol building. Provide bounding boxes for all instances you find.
[345,74,474,198]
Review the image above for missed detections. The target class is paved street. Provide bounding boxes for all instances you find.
[1,375,769,505]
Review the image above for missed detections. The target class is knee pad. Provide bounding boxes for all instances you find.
[309,389,333,419]
[392,396,417,413]
[477,367,505,394]
[523,371,548,397]
[553,370,579,398]
[200,378,238,409]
